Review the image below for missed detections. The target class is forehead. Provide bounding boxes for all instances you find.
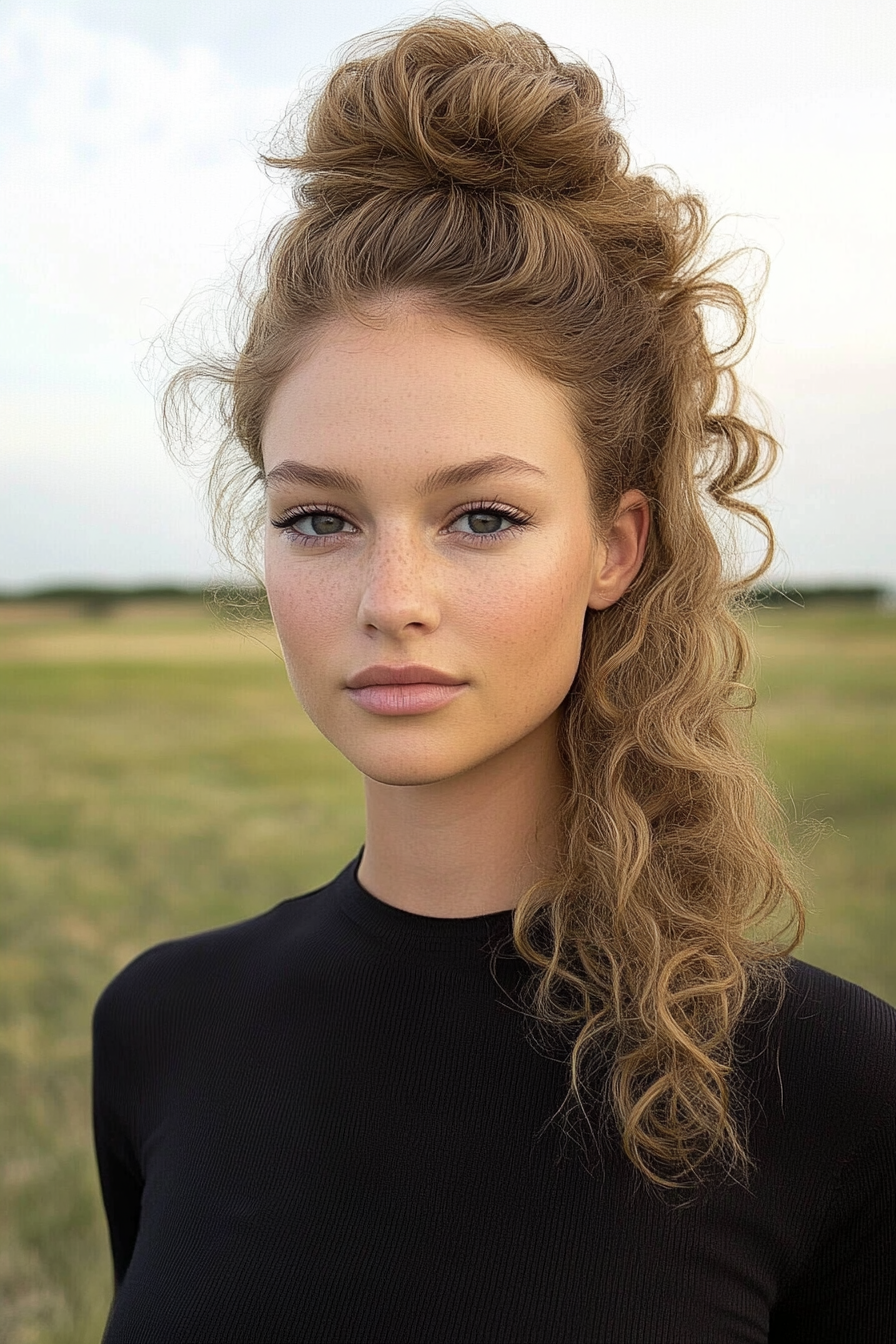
[261,310,583,482]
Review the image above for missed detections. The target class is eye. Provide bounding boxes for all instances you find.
[270,508,357,542]
[446,504,531,541]
[292,512,350,536]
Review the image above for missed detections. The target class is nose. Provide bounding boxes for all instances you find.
[356,530,441,637]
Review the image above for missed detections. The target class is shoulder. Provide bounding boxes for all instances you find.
[732,961,894,1262]
[762,964,896,1332]
[757,958,896,1152]
[92,881,333,1040]
[778,958,896,1084]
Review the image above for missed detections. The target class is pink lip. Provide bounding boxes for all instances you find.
[347,683,467,715]
[346,663,465,689]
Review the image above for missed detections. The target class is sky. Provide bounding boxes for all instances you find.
[1,0,894,590]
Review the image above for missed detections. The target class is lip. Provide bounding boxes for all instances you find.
[345,664,466,689]
[347,683,467,715]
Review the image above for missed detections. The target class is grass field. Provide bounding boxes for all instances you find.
[1,598,893,1343]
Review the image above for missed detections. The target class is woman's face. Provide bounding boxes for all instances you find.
[262,307,644,786]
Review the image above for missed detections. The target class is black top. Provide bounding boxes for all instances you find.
[93,851,896,1344]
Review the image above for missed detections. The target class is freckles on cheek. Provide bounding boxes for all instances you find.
[521,544,589,631]
[266,566,343,658]
[482,557,586,675]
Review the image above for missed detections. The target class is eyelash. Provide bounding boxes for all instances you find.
[270,500,533,547]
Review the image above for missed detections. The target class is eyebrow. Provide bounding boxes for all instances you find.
[263,453,547,496]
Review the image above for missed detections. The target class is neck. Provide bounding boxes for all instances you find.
[355,713,566,918]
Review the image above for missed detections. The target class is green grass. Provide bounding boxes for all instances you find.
[745,603,896,1001]
[0,600,893,1342]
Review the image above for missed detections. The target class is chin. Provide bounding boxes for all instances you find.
[352,755,472,788]
[333,736,485,788]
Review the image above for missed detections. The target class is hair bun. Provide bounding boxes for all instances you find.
[268,20,623,205]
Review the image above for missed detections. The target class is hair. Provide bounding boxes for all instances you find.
[164,14,804,1189]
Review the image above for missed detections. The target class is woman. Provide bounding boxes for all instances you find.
[92,17,895,1343]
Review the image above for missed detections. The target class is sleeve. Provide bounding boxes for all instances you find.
[92,981,146,1288]
[768,1100,896,1344]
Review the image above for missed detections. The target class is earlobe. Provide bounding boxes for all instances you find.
[587,490,650,611]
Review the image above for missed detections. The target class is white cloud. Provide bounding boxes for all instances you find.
[2,385,218,586]
[0,8,292,337]
[0,9,295,586]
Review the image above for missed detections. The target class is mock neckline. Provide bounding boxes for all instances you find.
[330,848,519,969]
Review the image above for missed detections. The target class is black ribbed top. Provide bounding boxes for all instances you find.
[93,852,896,1343]
[334,856,518,964]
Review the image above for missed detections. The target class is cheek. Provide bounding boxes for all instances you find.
[469,542,591,700]
[264,548,348,688]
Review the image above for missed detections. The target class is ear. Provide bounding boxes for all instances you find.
[587,490,651,610]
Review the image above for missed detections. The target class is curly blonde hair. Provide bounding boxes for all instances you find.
[164,16,804,1188]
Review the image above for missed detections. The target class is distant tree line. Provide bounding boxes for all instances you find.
[746,584,891,608]
[0,581,891,616]
[0,583,271,619]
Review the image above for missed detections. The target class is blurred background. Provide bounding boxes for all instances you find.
[1,2,894,1340]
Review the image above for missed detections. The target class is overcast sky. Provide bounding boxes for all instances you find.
[1,0,894,590]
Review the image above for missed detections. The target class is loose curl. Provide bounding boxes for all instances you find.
[164,16,804,1188]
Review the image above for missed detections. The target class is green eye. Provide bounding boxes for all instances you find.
[272,510,355,539]
[463,511,506,534]
[299,514,345,535]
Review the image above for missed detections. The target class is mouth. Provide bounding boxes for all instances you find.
[345,663,466,690]
[345,682,467,716]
